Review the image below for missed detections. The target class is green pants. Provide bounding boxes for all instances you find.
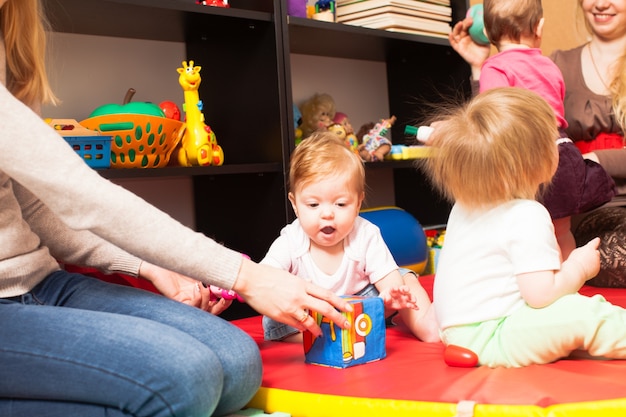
[441,294,626,367]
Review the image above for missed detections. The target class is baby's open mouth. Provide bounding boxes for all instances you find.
[321,226,335,234]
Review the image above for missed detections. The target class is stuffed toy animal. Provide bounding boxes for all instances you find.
[299,93,336,138]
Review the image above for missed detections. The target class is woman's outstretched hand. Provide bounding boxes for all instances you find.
[233,258,352,337]
[139,261,232,315]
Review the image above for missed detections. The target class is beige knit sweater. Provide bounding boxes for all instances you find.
[0,41,242,297]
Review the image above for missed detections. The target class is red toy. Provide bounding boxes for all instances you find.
[443,344,479,367]
[196,0,229,7]
[159,100,181,121]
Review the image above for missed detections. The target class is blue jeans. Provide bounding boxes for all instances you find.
[0,271,262,417]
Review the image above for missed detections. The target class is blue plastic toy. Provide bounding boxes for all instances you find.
[467,4,489,46]
[359,207,428,274]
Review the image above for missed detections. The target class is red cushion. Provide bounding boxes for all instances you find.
[233,275,626,407]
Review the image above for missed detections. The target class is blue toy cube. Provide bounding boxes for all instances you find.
[303,296,386,368]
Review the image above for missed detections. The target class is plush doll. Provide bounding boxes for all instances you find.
[299,93,336,138]
[327,123,347,145]
[293,104,304,146]
[333,111,358,152]
[357,116,396,162]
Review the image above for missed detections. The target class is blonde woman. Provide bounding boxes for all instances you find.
[0,1,351,416]
[425,87,626,368]
[552,0,626,287]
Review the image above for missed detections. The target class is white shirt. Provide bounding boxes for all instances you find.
[261,217,398,295]
[434,200,561,329]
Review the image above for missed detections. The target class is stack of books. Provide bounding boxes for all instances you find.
[336,0,452,38]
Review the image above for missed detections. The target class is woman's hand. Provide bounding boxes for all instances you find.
[138,261,232,314]
[233,258,352,337]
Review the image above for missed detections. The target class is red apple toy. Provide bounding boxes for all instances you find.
[159,100,181,121]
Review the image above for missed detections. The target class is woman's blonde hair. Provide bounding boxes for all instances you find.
[578,0,626,132]
[289,131,365,196]
[608,51,626,132]
[1,0,57,106]
[423,87,558,209]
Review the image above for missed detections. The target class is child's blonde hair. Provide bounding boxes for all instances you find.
[1,0,57,107]
[424,87,558,209]
[483,0,543,46]
[289,131,365,195]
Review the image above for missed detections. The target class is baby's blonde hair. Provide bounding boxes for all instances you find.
[424,87,558,209]
[289,131,365,196]
[1,0,57,107]
[483,0,543,46]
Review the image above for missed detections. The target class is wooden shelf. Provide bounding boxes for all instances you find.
[43,0,468,321]
[97,162,283,179]
[287,16,451,61]
[43,0,272,42]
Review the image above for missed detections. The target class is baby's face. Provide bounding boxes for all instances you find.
[289,173,363,251]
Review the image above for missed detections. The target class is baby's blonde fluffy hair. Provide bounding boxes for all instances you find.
[424,87,558,209]
[1,0,57,107]
[289,131,365,196]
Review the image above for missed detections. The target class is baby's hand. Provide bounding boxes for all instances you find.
[568,237,601,280]
[379,285,419,310]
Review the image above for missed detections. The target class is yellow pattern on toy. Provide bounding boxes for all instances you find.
[176,60,224,166]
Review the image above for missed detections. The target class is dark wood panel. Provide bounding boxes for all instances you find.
[43,0,272,42]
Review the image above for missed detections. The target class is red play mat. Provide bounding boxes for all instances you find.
[234,275,626,416]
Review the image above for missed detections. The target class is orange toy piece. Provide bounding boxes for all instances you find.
[176,60,224,166]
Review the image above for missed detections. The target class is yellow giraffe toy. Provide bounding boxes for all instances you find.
[176,60,224,166]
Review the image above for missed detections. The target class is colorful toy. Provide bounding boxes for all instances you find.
[299,93,336,138]
[327,122,346,142]
[293,104,303,145]
[80,89,185,168]
[303,295,385,368]
[209,285,244,303]
[333,111,358,152]
[423,226,445,275]
[386,144,431,160]
[467,4,489,45]
[404,124,434,144]
[311,0,336,22]
[89,88,165,118]
[176,60,224,167]
[159,100,181,121]
[358,116,396,162]
[443,345,479,368]
[49,119,112,169]
[196,0,229,7]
